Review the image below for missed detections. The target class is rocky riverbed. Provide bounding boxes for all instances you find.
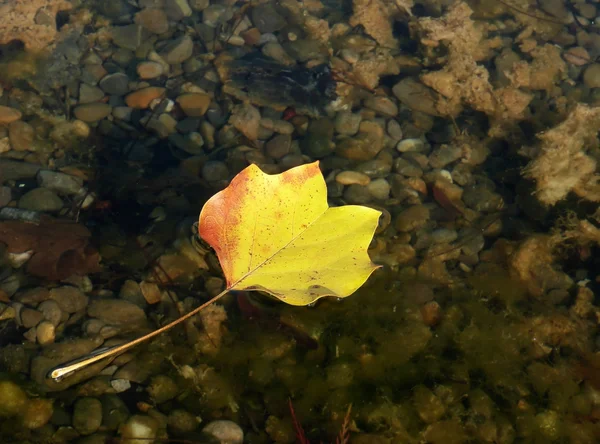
[0,0,600,442]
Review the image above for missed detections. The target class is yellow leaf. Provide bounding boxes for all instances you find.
[199,161,381,305]
[46,162,381,380]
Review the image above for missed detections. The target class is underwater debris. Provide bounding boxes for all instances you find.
[522,104,600,206]
[216,52,337,117]
[0,217,101,280]
[416,2,532,136]
[0,0,73,51]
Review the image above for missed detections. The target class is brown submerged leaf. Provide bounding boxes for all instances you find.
[0,217,102,280]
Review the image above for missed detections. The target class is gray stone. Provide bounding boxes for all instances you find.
[364,96,398,116]
[202,4,229,28]
[393,78,439,116]
[37,300,62,327]
[159,35,194,64]
[99,73,130,96]
[251,4,286,33]
[189,0,209,11]
[79,84,105,104]
[37,170,83,195]
[49,286,88,314]
[334,111,361,136]
[395,205,430,232]
[164,0,192,20]
[302,118,334,158]
[343,184,372,204]
[202,161,229,182]
[0,186,11,207]
[111,24,146,51]
[0,160,41,181]
[367,178,391,200]
[265,134,292,159]
[463,185,504,212]
[87,299,147,326]
[18,188,63,212]
[429,144,463,168]
[168,133,204,154]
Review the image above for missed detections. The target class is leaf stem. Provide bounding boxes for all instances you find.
[47,287,231,381]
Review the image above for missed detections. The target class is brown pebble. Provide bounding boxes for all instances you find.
[9,120,35,151]
[136,61,164,79]
[336,171,371,186]
[0,105,22,124]
[134,8,169,34]
[176,93,211,117]
[125,87,166,109]
[563,47,590,66]
[20,308,44,328]
[36,321,56,345]
[73,103,112,122]
[421,301,442,327]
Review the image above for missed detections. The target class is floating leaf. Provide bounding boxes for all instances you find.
[48,161,380,379]
[199,161,381,305]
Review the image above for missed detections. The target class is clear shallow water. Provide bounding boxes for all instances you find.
[0,0,600,442]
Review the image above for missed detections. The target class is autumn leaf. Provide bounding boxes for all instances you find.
[199,161,381,305]
[48,162,380,379]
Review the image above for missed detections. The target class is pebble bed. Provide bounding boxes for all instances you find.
[0,0,600,443]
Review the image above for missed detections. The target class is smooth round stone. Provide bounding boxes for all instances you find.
[36,321,56,345]
[395,205,430,232]
[0,106,22,124]
[387,119,403,140]
[99,72,130,96]
[0,186,11,207]
[355,159,392,178]
[18,188,63,212]
[430,228,458,244]
[429,145,462,168]
[202,420,243,444]
[335,171,371,186]
[137,61,164,79]
[125,87,166,109]
[367,178,391,200]
[583,63,600,88]
[74,103,112,122]
[190,0,209,11]
[159,35,194,64]
[113,106,133,121]
[397,138,425,152]
[176,93,211,116]
[203,4,228,27]
[343,184,372,204]
[9,120,35,151]
[265,134,292,159]
[19,308,43,328]
[73,398,102,435]
[251,4,286,33]
[334,111,361,136]
[202,161,229,182]
[79,84,105,104]
[37,300,62,327]
[364,96,398,116]
[135,8,169,34]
